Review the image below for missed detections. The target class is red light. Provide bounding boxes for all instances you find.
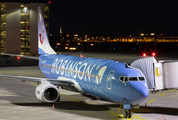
[143,53,146,57]
[17,56,20,60]
[152,52,156,56]
[48,1,51,4]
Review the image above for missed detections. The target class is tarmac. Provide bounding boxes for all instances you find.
[0,52,178,120]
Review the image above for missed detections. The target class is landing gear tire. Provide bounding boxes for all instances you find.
[123,110,132,118]
[123,111,127,118]
[128,111,132,118]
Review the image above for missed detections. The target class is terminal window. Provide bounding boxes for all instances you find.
[155,68,161,76]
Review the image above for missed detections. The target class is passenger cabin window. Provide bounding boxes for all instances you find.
[129,77,138,81]
[139,77,145,81]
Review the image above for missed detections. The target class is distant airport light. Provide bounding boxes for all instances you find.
[48,1,51,4]
[24,7,27,10]
[90,43,94,46]
[65,47,68,49]
[143,53,146,57]
[56,43,60,45]
[69,47,76,50]
[152,52,156,56]
[151,33,155,36]
[141,33,144,36]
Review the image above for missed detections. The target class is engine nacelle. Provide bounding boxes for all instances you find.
[35,81,60,103]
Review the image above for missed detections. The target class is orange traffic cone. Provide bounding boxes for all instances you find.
[159,116,166,120]
[52,104,55,110]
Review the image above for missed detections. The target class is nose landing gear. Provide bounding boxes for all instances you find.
[118,100,132,118]
[123,110,132,118]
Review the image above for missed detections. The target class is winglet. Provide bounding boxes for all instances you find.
[38,6,56,55]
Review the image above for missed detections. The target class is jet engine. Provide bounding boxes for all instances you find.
[35,81,60,103]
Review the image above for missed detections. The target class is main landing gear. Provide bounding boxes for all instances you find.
[123,110,132,118]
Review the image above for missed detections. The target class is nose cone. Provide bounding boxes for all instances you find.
[128,81,149,104]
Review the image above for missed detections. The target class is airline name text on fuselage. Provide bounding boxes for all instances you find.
[49,58,107,85]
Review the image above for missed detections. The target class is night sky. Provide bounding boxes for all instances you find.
[3,0,178,37]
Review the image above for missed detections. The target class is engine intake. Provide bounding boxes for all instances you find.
[35,81,60,103]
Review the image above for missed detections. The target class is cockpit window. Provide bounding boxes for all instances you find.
[128,77,138,81]
[139,77,145,81]
[120,76,129,82]
[120,76,145,82]
[120,76,124,82]
[125,77,128,82]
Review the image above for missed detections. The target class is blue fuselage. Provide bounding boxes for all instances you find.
[39,54,149,105]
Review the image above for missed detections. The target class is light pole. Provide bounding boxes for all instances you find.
[24,6,27,55]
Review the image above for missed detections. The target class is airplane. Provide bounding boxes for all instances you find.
[0,6,149,118]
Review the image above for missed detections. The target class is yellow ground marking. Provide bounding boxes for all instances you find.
[86,102,97,104]
[147,99,155,104]
[169,89,173,91]
[95,106,121,116]
[128,114,143,119]
[26,81,148,119]
[60,93,80,102]
[26,81,38,86]
[159,93,165,97]
[121,118,146,120]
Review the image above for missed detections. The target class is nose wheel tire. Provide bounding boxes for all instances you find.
[123,110,132,118]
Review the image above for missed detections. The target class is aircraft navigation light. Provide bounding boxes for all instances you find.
[48,1,51,4]
[17,56,20,60]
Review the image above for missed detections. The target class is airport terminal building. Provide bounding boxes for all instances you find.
[0,2,49,55]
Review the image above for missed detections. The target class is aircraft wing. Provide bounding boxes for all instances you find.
[0,53,39,60]
[0,75,74,86]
